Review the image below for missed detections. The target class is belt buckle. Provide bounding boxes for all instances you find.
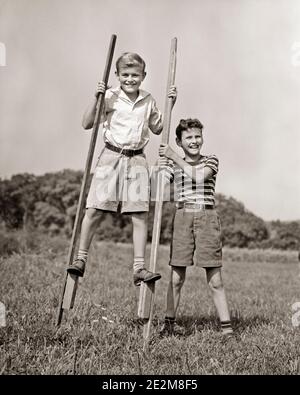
[186,203,201,212]
[177,202,214,211]
[127,149,134,157]
[184,203,205,212]
[121,147,140,157]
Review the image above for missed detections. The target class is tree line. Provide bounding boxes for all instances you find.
[0,170,299,250]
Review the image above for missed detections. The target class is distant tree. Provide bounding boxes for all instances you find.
[33,201,66,235]
[215,194,269,248]
[0,178,21,228]
[266,220,300,250]
[95,212,124,242]
[38,169,82,212]
[1,171,299,250]
[0,173,39,229]
[38,169,84,234]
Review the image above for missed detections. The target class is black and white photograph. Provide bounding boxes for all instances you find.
[0,0,300,378]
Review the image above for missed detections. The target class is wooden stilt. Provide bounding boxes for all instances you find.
[139,38,177,351]
[56,34,117,326]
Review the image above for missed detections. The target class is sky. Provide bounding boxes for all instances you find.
[0,0,300,221]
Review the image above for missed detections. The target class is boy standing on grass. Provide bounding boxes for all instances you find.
[67,52,177,287]
[158,118,233,337]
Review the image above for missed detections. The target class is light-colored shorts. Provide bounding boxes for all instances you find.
[86,148,150,213]
[169,208,222,268]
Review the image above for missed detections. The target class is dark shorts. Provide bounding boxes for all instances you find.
[169,208,222,268]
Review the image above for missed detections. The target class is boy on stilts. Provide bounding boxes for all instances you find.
[67,52,177,286]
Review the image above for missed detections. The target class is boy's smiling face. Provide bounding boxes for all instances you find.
[116,65,146,101]
[176,127,203,160]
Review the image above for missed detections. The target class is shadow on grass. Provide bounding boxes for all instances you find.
[149,314,271,337]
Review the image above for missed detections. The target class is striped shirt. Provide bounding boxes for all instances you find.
[164,155,219,206]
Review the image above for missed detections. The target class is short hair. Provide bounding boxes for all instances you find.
[175,118,204,140]
[116,52,146,73]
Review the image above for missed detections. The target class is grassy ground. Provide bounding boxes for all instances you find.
[0,239,300,375]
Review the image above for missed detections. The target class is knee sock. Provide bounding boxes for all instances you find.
[220,320,233,335]
[77,249,89,264]
[133,257,145,273]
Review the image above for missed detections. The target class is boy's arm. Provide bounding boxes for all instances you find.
[148,100,163,135]
[148,86,177,135]
[82,81,107,130]
[159,144,215,182]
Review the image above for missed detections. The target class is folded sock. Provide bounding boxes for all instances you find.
[133,258,145,273]
[77,249,88,264]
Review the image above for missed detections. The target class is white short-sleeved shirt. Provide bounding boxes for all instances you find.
[102,87,163,150]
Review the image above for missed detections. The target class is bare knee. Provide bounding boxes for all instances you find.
[132,212,148,224]
[208,275,223,292]
[85,208,102,223]
[172,268,186,291]
[173,278,185,291]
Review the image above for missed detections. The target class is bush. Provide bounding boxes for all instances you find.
[0,230,22,257]
[0,227,69,258]
[222,246,298,264]
[1,171,299,251]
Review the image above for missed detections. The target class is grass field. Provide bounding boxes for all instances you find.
[0,238,300,375]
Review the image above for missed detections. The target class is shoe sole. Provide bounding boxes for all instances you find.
[134,273,161,286]
[67,267,84,277]
[143,273,161,283]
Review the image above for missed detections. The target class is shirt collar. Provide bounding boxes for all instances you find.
[111,87,150,104]
[183,155,204,165]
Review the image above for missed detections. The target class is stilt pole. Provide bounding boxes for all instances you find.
[56,34,117,326]
[138,38,177,350]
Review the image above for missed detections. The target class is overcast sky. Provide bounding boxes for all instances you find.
[1,0,300,221]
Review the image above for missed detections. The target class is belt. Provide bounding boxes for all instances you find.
[105,142,144,157]
[176,202,214,210]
